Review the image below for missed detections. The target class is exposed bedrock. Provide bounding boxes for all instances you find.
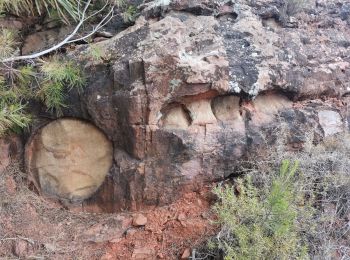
[23,0,350,212]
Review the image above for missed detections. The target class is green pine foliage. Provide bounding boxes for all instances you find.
[0,54,86,134]
[212,160,310,260]
[0,0,80,23]
[122,5,137,23]
[39,56,86,114]
[0,101,31,136]
[0,77,31,136]
[0,29,17,59]
[39,81,67,114]
[40,56,85,90]
[1,81,28,136]
[0,23,86,134]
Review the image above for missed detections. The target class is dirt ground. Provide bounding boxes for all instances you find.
[0,162,217,259]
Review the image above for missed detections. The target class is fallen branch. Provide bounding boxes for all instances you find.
[1,0,114,63]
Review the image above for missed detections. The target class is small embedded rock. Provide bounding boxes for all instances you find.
[94,37,108,43]
[5,176,16,195]
[181,248,191,259]
[132,247,155,259]
[201,212,209,219]
[12,240,28,257]
[125,228,138,238]
[177,213,186,221]
[132,214,148,226]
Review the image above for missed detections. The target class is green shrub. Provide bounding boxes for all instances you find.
[212,160,310,260]
[201,131,350,260]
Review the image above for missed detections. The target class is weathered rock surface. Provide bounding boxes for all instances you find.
[181,248,191,259]
[132,214,148,226]
[26,119,113,201]
[24,0,350,212]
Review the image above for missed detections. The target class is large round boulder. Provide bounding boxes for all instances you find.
[26,119,113,201]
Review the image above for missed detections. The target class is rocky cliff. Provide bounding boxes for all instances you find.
[1,0,350,259]
[2,0,350,213]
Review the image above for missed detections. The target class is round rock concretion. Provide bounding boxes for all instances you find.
[26,119,113,201]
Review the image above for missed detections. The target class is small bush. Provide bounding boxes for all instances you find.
[202,132,350,260]
[212,160,310,260]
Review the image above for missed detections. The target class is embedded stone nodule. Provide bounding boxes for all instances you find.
[26,119,113,201]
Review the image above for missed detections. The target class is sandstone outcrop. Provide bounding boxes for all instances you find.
[25,119,113,201]
[22,0,350,212]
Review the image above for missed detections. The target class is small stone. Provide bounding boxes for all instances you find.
[96,31,114,38]
[109,237,123,243]
[13,240,28,257]
[177,213,186,221]
[132,247,155,259]
[44,243,56,252]
[125,228,138,238]
[94,37,108,43]
[132,214,148,226]
[5,176,16,195]
[181,248,191,259]
[201,212,209,219]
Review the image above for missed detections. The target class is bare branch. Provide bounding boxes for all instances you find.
[0,0,114,63]
[67,7,115,44]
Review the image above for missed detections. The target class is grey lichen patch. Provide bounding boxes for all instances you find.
[218,21,261,95]
[169,79,182,92]
[318,110,343,137]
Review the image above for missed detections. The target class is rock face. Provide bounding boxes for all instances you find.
[26,119,113,201]
[24,0,350,211]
